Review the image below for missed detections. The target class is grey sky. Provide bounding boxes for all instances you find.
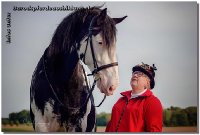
[2,2,198,117]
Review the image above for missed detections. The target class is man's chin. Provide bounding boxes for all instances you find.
[131,82,138,87]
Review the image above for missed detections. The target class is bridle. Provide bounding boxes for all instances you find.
[80,15,118,76]
[78,15,118,107]
[43,15,118,122]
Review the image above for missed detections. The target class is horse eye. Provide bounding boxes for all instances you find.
[98,42,103,45]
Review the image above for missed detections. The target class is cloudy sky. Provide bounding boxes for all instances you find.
[2,2,198,117]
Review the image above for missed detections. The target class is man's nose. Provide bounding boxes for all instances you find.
[132,73,138,77]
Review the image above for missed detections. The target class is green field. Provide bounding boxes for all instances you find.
[2,125,198,132]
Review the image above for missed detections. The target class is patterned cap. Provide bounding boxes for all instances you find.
[132,62,157,89]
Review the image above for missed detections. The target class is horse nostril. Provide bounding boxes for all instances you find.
[109,85,116,91]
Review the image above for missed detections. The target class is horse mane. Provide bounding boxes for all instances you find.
[47,6,117,58]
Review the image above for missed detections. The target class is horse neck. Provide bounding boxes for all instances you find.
[55,60,89,125]
[62,61,86,108]
[45,47,79,87]
[45,47,88,107]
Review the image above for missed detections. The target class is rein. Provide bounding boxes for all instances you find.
[43,56,104,111]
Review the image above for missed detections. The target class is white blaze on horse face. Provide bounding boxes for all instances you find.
[79,33,119,96]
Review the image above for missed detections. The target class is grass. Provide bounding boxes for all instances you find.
[162,126,198,132]
[96,126,198,132]
[2,125,198,132]
[2,124,34,132]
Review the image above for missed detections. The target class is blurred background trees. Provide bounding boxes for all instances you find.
[2,109,31,126]
[2,106,197,127]
[163,106,197,127]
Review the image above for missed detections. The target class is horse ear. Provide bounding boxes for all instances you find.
[96,8,107,25]
[113,16,127,25]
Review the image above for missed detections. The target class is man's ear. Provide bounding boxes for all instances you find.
[146,78,151,89]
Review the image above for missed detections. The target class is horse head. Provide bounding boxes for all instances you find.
[78,8,127,96]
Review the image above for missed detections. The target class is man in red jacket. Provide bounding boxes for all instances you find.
[105,63,162,132]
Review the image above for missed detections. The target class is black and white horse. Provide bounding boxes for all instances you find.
[30,7,126,132]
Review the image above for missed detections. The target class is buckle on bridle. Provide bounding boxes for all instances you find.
[87,68,98,76]
[94,73,100,81]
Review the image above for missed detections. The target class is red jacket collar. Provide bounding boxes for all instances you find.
[120,89,152,100]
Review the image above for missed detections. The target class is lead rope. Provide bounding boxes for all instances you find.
[80,61,106,107]
[43,55,66,109]
[115,99,129,132]
[43,54,102,114]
